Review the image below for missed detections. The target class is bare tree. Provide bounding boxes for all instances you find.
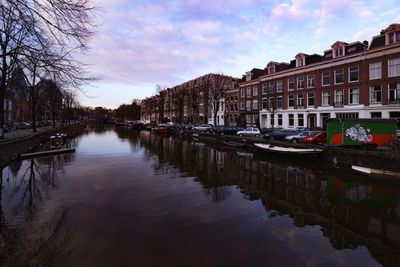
[0,0,96,137]
[155,85,167,122]
[208,74,232,126]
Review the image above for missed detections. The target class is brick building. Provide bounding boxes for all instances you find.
[259,23,400,129]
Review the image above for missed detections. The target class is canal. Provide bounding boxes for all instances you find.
[1,124,400,267]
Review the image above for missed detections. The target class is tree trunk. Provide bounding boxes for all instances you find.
[31,65,37,132]
[0,53,7,139]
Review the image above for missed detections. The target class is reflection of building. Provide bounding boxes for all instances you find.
[139,132,400,266]
[259,23,400,129]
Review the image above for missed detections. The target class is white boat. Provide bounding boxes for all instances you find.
[351,165,400,179]
[254,143,323,155]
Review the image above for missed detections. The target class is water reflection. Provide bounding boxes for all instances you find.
[2,125,400,266]
[1,150,74,266]
[136,130,400,266]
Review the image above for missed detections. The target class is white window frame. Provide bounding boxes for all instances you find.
[252,99,258,110]
[334,69,344,85]
[348,88,359,105]
[369,85,382,104]
[288,95,294,108]
[389,83,400,104]
[297,76,304,90]
[369,62,382,80]
[322,91,330,106]
[246,100,251,110]
[307,74,315,88]
[388,58,400,77]
[334,89,344,106]
[322,71,330,86]
[253,86,258,96]
[297,93,304,108]
[276,80,283,92]
[262,83,268,94]
[348,65,359,82]
[288,78,294,91]
[307,92,314,107]
[246,87,251,97]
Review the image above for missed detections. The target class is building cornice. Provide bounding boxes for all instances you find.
[260,43,400,82]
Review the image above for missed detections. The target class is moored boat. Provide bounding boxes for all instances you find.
[351,165,400,180]
[223,140,245,148]
[153,124,169,134]
[254,143,323,155]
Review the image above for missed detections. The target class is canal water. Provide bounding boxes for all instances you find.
[1,124,400,267]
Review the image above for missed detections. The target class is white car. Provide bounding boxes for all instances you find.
[236,127,261,137]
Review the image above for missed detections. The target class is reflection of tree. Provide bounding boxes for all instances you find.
[1,156,72,266]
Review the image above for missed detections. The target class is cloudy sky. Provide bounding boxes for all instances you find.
[80,0,400,108]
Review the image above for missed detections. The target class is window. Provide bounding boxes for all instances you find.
[322,71,330,86]
[288,114,294,127]
[297,76,304,89]
[288,78,294,91]
[370,85,382,103]
[389,58,400,77]
[234,104,238,111]
[334,90,344,107]
[270,114,274,126]
[334,69,344,84]
[371,112,382,118]
[246,87,251,97]
[322,91,330,106]
[252,100,258,109]
[269,97,275,110]
[336,113,359,119]
[278,114,282,126]
[307,92,314,106]
[297,94,304,108]
[277,96,282,108]
[288,95,294,108]
[334,47,344,57]
[253,86,258,96]
[262,97,268,109]
[240,102,245,110]
[307,74,315,88]
[241,89,245,98]
[262,83,268,94]
[389,83,400,104]
[349,88,359,104]
[276,80,283,92]
[388,31,400,44]
[246,100,251,110]
[269,82,275,93]
[349,66,359,82]
[370,62,382,80]
[298,114,304,127]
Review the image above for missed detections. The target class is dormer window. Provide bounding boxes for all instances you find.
[268,66,275,74]
[295,54,306,67]
[382,24,400,45]
[245,71,252,81]
[331,41,346,58]
[388,31,400,44]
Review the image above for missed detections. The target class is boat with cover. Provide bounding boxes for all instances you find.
[223,140,245,147]
[254,143,323,155]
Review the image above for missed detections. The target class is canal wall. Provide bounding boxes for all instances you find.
[0,122,88,168]
[170,130,400,172]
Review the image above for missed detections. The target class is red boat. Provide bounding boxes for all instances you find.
[153,124,169,134]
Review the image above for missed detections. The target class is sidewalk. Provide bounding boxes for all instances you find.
[0,126,64,145]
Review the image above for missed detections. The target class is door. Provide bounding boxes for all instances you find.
[308,114,316,129]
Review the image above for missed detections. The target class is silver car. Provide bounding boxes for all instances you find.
[236,127,261,137]
[193,124,213,132]
[284,131,321,143]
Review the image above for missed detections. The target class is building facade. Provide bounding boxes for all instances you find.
[259,24,400,129]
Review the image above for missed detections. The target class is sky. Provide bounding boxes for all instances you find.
[79,0,400,109]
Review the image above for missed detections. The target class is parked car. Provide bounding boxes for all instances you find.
[236,127,261,137]
[193,124,213,132]
[295,127,312,132]
[14,122,32,130]
[263,129,298,141]
[284,131,315,143]
[303,131,327,145]
[260,127,283,135]
[212,125,245,135]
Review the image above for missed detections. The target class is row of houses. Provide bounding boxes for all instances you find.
[141,23,400,129]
